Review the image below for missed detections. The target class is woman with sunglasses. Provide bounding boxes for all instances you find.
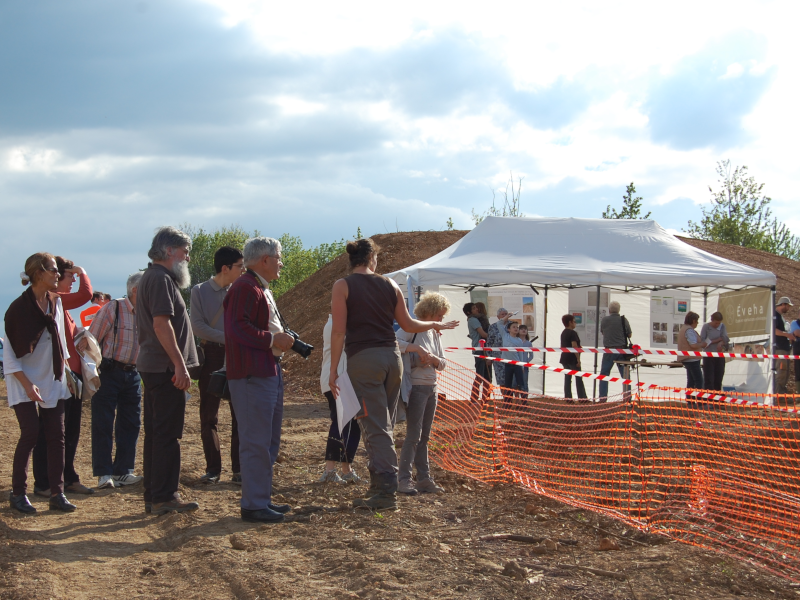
[4,253,76,513]
[30,256,95,496]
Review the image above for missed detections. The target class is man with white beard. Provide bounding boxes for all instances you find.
[136,226,200,515]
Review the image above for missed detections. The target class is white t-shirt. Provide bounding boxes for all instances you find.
[4,297,71,408]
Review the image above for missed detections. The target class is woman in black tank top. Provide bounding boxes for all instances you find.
[327,238,458,511]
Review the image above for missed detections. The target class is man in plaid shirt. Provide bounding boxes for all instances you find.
[87,272,144,490]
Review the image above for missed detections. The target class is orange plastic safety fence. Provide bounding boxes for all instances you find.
[430,364,800,581]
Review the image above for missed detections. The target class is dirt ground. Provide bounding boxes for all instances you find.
[1,379,798,600]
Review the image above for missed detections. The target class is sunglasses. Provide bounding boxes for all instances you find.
[42,266,59,274]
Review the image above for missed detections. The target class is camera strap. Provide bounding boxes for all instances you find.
[264,288,290,332]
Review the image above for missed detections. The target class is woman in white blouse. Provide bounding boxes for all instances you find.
[4,253,76,514]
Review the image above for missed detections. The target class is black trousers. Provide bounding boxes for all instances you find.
[13,400,66,496]
[702,357,726,391]
[562,362,587,400]
[198,344,240,475]
[140,371,187,504]
[33,372,83,490]
[324,391,361,463]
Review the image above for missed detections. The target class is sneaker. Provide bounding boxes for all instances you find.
[416,478,445,494]
[150,499,199,516]
[318,469,343,483]
[113,474,143,486]
[340,470,362,484]
[398,479,419,496]
[231,473,242,485]
[98,475,118,489]
[200,472,220,484]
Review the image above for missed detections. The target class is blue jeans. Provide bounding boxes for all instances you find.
[229,368,283,511]
[684,360,704,396]
[91,367,142,477]
[598,353,626,400]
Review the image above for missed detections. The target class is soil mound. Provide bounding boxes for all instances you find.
[277,230,799,395]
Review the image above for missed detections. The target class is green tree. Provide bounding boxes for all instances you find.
[180,224,354,307]
[472,172,524,226]
[181,223,256,306]
[602,182,651,219]
[685,160,800,260]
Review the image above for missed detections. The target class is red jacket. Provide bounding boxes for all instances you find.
[58,274,93,373]
[223,271,278,380]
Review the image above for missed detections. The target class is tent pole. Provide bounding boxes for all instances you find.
[593,284,600,398]
[771,285,776,399]
[543,285,548,395]
[703,288,708,322]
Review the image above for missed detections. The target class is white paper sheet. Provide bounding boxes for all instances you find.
[335,371,361,434]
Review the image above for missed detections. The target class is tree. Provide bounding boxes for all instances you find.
[180,224,357,309]
[602,182,651,219]
[685,160,800,260]
[472,172,524,226]
[181,223,256,307]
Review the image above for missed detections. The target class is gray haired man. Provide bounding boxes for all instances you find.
[86,272,144,489]
[136,226,200,515]
[224,237,294,523]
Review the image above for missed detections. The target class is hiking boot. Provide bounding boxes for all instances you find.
[398,479,419,495]
[353,472,398,511]
[416,478,445,494]
[151,499,199,516]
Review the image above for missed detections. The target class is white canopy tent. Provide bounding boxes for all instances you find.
[385,217,777,397]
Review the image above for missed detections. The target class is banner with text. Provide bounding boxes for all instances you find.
[717,288,771,337]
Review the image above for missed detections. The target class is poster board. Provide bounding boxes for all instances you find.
[481,289,536,334]
[649,290,691,348]
[568,288,610,345]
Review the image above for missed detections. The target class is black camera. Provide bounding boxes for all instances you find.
[285,328,314,359]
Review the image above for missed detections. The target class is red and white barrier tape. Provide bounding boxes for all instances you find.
[447,346,799,360]
[481,355,799,413]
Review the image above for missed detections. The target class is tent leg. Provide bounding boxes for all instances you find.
[703,288,708,322]
[543,285,548,396]
[771,285,776,400]
[593,285,600,399]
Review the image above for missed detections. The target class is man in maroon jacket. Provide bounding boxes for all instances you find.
[224,237,294,523]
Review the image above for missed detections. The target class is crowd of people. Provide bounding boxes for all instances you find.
[466,297,796,402]
[4,226,796,519]
[3,228,458,521]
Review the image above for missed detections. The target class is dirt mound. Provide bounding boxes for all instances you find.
[278,230,799,395]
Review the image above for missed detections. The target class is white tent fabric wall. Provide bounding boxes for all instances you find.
[388,217,776,400]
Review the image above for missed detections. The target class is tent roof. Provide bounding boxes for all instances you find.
[385,217,776,288]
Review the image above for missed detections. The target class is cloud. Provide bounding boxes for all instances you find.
[643,32,776,150]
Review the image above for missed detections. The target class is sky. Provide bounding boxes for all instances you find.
[1,0,799,338]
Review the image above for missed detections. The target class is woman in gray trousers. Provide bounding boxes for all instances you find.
[395,292,450,495]
[328,238,458,511]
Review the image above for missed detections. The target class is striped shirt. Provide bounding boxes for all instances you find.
[89,298,139,365]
